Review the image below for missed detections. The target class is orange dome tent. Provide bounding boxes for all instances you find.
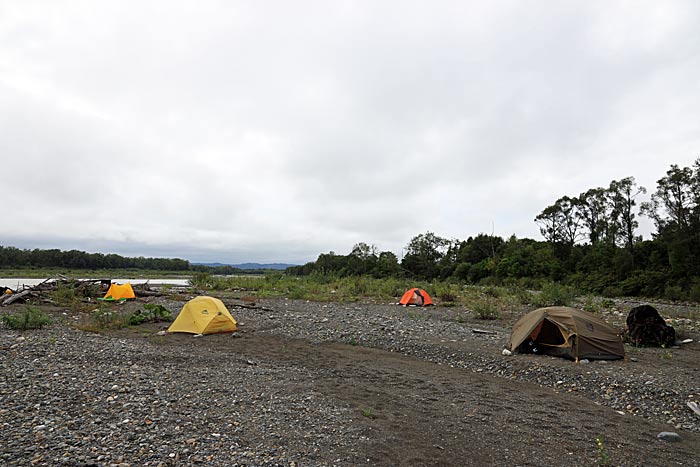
[101,282,136,301]
[399,288,433,306]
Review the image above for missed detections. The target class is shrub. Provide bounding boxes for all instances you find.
[51,281,77,306]
[531,282,576,307]
[1,306,52,330]
[127,303,173,325]
[189,272,212,288]
[689,283,700,303]
[664,285,685,302]
[472,299,500,320]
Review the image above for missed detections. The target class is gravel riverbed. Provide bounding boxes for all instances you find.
[1,295,699,466]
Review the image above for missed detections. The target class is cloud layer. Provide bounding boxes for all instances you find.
[2,1,699,263]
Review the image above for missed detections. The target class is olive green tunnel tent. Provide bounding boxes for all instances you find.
[507,307,625,361]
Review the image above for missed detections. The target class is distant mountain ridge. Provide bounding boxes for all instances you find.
[194,262,296,270]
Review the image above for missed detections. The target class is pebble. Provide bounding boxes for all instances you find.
[657,431,682,442]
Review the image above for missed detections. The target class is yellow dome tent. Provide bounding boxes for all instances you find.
[168,296,237,335]
[101,283,136,301]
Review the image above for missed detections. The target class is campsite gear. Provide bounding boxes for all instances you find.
[508,306,624,361]
[100,283,136,301]
[399,288,433,306]
[167,296,237,335]
[626,304,676,347]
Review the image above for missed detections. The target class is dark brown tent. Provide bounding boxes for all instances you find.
[508,307,625,361]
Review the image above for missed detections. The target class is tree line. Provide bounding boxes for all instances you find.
[288,158,700,302]
[0,247,264,275]
[0,247,191,271]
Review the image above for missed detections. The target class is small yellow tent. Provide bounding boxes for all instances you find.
[168,296,237,335]
[102,283,136,300]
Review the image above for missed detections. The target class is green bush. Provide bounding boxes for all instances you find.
[189,272,212,288]
[51,281,77,306]
[531,282,576,307]
[1,306,52,330]
[127,303,173,325]
[663,285,685,302]
[689,283,700,303]
[472,299,500,320]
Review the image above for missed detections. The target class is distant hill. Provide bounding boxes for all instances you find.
[194,262,296,270]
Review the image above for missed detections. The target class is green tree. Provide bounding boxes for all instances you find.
[608,176,646,250]
[577,187,610,245]
[401,232,449,279]
[642,163,696,232]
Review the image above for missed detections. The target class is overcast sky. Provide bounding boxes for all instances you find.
[1,1,699,264]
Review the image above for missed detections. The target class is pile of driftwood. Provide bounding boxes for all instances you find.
[0,277,166,306]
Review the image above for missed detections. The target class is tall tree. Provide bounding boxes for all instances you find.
[608,176,646,250]
[535,196,581,245]
[535,204,564,243]
[577,187,610,244]
[642,163,696,233]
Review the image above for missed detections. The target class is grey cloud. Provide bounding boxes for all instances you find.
[2,1,699,264]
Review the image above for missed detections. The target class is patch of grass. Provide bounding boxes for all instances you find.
[360,407,375,419]
[50,281,94,313]
[472,299,500,320]
[1,306,52,330]
[581,295,602,314]
[150,335,166,345]
[76,304,128,333]
[349,336,359,346]
[407,309,429,320]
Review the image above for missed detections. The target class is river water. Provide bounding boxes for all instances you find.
[0,278,191,288]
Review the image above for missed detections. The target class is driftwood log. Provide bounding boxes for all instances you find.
[0,278,107,306]
[0,290,32,306]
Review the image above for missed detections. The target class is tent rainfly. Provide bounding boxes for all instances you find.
[508,306,624,361]
[399,288,433,306]
[168,296,237,335]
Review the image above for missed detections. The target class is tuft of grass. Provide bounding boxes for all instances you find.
[407,309,429,320]
[581,295,601,314]
[660,347,673,360]
[76,304,128,333]
[472,299,500,320]
[1,306,52,330]
[596,434,610,466]
[360,407,375,419]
